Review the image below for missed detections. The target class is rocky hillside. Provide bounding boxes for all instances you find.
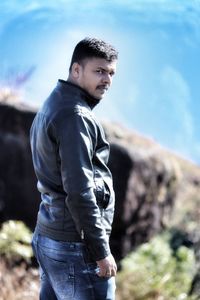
[103,121,200,261]
[1,91,200,299]
[0,92,200,262]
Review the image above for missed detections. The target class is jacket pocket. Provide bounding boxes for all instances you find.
[94,177,110,209]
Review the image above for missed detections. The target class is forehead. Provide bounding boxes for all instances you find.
[84,57,117,71]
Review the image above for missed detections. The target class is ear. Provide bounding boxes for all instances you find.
[71,62,81,79]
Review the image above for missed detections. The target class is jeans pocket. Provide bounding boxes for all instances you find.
[86,262,100,275]
[37,246,75,299]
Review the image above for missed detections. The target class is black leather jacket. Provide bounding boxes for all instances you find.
[30,80,115,261]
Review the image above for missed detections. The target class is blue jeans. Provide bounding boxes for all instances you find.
[32,232,116,300]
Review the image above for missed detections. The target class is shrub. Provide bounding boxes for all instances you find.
[0,220,33,264]
[116,233,196,300]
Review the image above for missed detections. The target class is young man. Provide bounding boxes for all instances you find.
[30,37,118,300]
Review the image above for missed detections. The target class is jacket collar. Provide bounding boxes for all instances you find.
[57,79,100,109]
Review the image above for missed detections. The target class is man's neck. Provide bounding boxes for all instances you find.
[64,78,101,109]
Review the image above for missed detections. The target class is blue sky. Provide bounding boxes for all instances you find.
[0,0,200,164]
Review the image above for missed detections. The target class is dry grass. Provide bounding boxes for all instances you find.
[0,260,39,300]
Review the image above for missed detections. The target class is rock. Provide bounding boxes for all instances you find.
[0,100,40,229]
[104,123,179,260]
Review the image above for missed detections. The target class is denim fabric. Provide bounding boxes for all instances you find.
[32,232,116,300]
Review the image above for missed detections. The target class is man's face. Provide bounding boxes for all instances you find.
[76,58,117,100]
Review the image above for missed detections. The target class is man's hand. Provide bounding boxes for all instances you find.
[96,254,117,277]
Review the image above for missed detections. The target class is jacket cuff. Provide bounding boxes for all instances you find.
[87,240,111,261]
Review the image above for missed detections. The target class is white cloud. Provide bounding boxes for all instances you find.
[112,0,200,23]
[2,0,200,25]
[161,66,194,136]
[124,0,200,44]
[1,0,200,45]
[160,65,195,158]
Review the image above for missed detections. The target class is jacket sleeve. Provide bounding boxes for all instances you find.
[56,110,111,261]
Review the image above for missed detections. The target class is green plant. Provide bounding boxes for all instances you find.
[0,220,33,263]
[116,233,196,300]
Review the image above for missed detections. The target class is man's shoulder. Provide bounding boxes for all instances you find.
[39,83,97,127]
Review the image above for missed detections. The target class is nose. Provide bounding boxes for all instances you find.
[102,73,112,85]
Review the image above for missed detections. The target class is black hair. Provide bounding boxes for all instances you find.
[69,37,118,71]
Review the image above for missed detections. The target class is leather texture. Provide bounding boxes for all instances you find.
[30,80,115,261]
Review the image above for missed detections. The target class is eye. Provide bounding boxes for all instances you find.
[96,69,103,74]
